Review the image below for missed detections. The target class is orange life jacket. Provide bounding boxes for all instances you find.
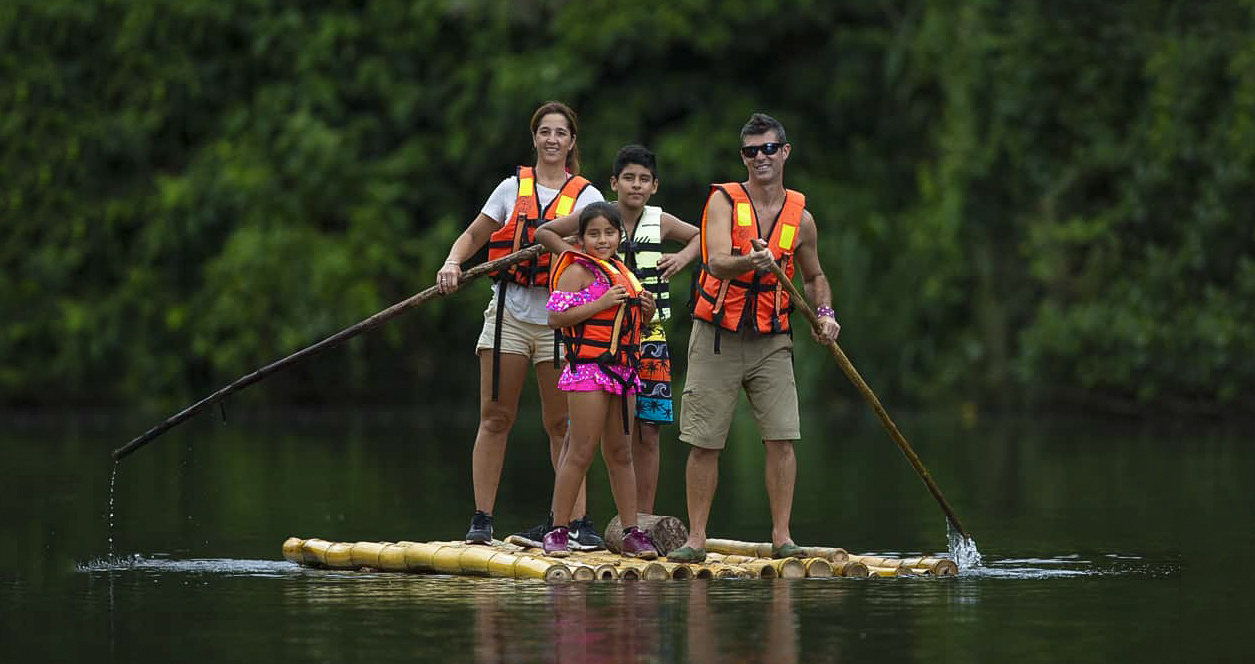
[692,182,805,341]
[487,166,592,287]
[551,250,645,432]
[550,251,646,371]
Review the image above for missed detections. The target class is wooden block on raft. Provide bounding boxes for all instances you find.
[603,514,688,556]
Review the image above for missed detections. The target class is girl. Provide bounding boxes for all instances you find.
[437,102,605,545]
[542,202,658,558]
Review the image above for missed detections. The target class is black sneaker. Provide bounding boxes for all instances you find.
[569,515,606,551]
[505,512,553,549]
[465,510,494,545]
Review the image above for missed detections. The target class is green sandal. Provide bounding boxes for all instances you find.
[772,541,806,559]
[667,545,707,563]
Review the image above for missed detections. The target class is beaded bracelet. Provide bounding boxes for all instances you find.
[816,306,836,319]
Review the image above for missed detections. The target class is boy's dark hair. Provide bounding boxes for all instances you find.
[611,144,657,178]
[578,201,625,238]
[740,113,787,144]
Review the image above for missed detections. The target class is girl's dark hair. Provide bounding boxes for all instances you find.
[531,101,581,175]
[578,201,624,238]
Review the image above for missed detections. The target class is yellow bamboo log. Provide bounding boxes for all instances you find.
[716,567,747,579]
[738,562,778,579]
[486,551,521,578]
[430,544,466,573]
[693,567,714,579]
[350,542,386,568]
[898,556,959,576]
[708,553,758,566]
[378,543,410,572]
[570,564,597,581]
[801,547,849,562]
[282,537,305,564]
[705,538,774,558]
[323,542,354,569]
[765,558,806,579]
[865,565,902,578]
[830,561,870,577]
[593,564,619,580]
[653,561,692,580]
[804,558,834,578]
[847,554,899,569]
[301,538,332,567]
[620,567,640,580]
[457,545,499,575]
[403,542,440,572]
[512,556,572,582]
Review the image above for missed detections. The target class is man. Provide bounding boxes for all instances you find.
[667,113,841,563]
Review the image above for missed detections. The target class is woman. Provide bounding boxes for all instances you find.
[542,202,658,558]
[436,102,604,545]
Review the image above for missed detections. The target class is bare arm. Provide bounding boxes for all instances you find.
[547,265,628,329]
[655,212,701,279]
[704,192,774,279]
[436,214,500,293]
[790,210,840,342]
[535,214,582,256]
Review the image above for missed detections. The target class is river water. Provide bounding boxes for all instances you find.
[0,407,1248,662]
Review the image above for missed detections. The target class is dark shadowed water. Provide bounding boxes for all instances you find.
[0,406,1249,662]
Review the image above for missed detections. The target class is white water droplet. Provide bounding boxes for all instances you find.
[947,522,982,570]
[108,461,118,559]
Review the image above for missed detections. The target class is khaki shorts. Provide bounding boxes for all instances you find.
[475,294,559,366]
[679,319,800,449]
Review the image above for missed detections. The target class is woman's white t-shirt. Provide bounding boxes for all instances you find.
[479,176,604,324]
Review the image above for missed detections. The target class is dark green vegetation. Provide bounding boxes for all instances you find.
[4,1,1252,414]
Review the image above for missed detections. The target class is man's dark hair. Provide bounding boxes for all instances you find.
[740,113,787,144]
[612,144,657,178]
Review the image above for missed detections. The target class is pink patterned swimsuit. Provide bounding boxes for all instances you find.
[547,259,643,395]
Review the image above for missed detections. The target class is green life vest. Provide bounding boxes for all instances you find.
[618,205,670,323]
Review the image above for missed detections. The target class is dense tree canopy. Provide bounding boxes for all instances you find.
[3,0,1252,415]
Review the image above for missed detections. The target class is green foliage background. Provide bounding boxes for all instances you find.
[3,0,1253,415]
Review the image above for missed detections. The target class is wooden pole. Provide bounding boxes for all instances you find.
[110,243,550,461]
[755,241,971,540]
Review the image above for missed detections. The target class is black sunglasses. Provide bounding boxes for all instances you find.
[740,142,784,158]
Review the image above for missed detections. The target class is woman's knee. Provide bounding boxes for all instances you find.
[479,403,516,436]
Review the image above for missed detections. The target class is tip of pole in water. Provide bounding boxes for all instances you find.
[946,522,982,570]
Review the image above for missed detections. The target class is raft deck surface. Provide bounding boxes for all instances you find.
[283,537,958,581]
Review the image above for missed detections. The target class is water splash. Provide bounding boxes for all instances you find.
[946,521,983,570]
[108,461,118,558]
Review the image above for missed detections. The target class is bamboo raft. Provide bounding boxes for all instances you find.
[283,537,958,581]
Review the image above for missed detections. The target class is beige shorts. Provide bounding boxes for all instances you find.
[475,294,559,366]
[678,319,800,449]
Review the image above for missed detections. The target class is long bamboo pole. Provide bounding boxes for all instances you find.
[111,243,550,461]
[754,241,971,540]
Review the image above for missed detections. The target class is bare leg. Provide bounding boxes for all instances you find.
[763,439,797,547]
[679,446,720,549]
[536,361,585,520]
[472,351,531,513]
[550,390,609,526]
[633,421,661,514]
[601,393,639,530]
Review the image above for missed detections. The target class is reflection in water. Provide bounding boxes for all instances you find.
[465,580,806,664]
